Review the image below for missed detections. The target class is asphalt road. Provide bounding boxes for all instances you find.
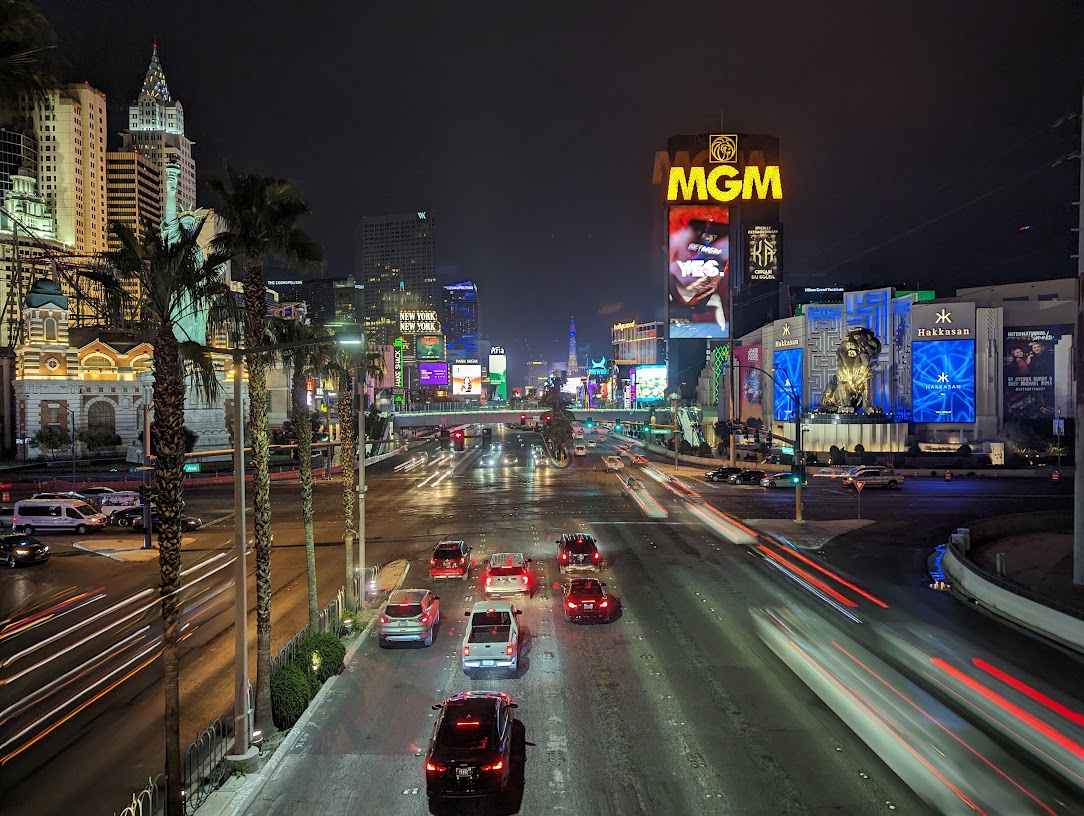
[0,426,1079,815]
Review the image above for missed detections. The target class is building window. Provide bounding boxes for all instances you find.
[44,317,57,341]
[88,400,116,436]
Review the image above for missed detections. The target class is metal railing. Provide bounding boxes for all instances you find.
[114,775,164,816]
[182,715,232,815]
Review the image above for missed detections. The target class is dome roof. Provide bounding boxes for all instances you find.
[26,276,68,309]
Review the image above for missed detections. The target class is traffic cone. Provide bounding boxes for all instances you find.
[945,471,951,481]
[1053,470,1060,481]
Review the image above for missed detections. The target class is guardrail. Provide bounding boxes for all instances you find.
[114,775,164,816]
[182,717,230,815]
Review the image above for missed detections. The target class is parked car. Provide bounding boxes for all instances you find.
[430,540,472,580]
[79,487,118,499]
[132,513,203,532]
[0,533,50,567]
[483,553,532,599]
[563,578,614,623]
[461,600,521,672]
[13,499,108,535]
[378,589,441,647]
[705,467,743,482]
[425,691,517,800]
[557,533,602,573]
[727,469,767,485]
[111,505,153,527]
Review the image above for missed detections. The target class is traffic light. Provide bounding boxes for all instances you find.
[614,423,621,432]
[520,414,527,426]
[791,465,806,485]
[543,414,552,426]
[482,428,492,448]
[453,430,465,451]
[586,419,594,429]
[439,426,450,450]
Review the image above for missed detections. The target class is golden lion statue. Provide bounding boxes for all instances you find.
[818,327,882,413]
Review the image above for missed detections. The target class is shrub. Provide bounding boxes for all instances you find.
[828,445,846,465]
[956,444,972,457]
[860,452,876,465]
[696,441,712,457]
[299,632,346,685]
[270,662,313,730]
[854,443,865,455]
[678,440,695,455]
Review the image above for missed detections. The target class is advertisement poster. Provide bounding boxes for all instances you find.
[668,205,730,339]
[634,365,668,403]
[399,310,441,335]
[912,340,976,423]
[416,335,446,360]
[451,364,483,396]
[772,348,803,421]
[733,344,764,422]
[1003,325,1072,420]
[746,225,781,282]
[488,348,507,401]
[418,362,449,386]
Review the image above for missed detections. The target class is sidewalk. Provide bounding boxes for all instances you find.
[195,558,411,816]
[968,532,1084,615]
[748,518,875,551]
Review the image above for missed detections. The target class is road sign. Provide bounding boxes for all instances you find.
[1054,418,1065,436]
[853,481,865,492]
[183,463,201,473]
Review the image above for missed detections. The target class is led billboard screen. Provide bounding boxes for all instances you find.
[399,310,441,335]
[451,364,483,396]
[772,348,803,421]
[746,225,780,282]
[668,205,730,339]
[912,340,975,423]
[1003,325,1072,420]
[416,335,445,360]
[634,365,668,402]
[418,362,448,386]
[488,349,507,400]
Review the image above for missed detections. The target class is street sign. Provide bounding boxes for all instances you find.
[1054,418,1065,436]
[183,463,201,473]
[781,446,794,455]
[853,481,865,492]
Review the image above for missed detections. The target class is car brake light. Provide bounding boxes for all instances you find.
[505,644,514,655]
[521,575,528,585]
[593,551,600,560]
[566,600,577,609]
[600,600,608,608]
[560,552,568,561]
[426,761,446,772]
[399,602,410,607]
[430,558,435,565]
[420,615,429,624]
[485,576,492,586]
[379,615,387,624]
[462,645,470,657]
[459,557,466,565]
[481,759,504,772]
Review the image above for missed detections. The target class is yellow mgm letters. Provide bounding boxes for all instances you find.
[667,165,783,203]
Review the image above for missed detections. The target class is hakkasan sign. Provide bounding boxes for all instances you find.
[664,134,783,204]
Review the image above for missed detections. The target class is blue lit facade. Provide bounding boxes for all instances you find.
[442,281,480,362]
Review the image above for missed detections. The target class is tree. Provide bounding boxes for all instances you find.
[331,349,361,610]
[79,428,121,453]
[537,380,575,458]
[31,423,69,459]
[208,168,324,737]
[0,0,61,107]
[139,425,198,456]
[105,217,230,816]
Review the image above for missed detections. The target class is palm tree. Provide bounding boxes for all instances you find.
[208,168,323,735]
[104,218,230,816]
[360,347,386,444]
[331,349,361,610]
[269,319,333,631]
[0,0,61,106]
[538,379,576,459]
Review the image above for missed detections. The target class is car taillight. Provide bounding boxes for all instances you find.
[592,551,600,560]
[459,557,466,565]
[481,759,504,772]
[485,576,492,586]
[600,600,608,608]
[566,600,577,609]
[560,552,568,561]
[430,558,435,566]
[379,615,387,624]
[505,644,514,655]
[521,575,529,585]
[462,645,470,657]
[420,615,429,624]
[426,761,446,772]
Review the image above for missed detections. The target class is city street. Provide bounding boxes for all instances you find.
[1,425,1080,815]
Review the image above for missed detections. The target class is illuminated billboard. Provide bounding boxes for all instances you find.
[399,309,441,335]
[664,136,782,204]
[418,362,448,386]
[1003,325,1072,420]
[634,365,667,403]
[912,340,975,423]
[746,225,780,282]
[451,364,483,396]
[415,335,445,360]
[772,348,803,421]
[488,347,507,401]
[733,344,764,421]
[668,205,730,339]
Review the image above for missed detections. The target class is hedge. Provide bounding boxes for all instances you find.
[270,663,313,730]
[298,631,347,685]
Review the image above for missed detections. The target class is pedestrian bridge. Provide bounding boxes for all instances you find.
[390,407,653,430]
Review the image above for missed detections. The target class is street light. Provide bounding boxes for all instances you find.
[199,329,359,761]
[669,392,681,472]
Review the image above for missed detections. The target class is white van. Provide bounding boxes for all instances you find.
[13,499,109,535]
[97,491,143,521]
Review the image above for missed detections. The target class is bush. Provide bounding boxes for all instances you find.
[828,445,846,465]
[854,443,865,455]
[956,444,972,457]
[298,632,346,685]
[696,441,712,457]
[860,452,876,465]
[678,440,695,455]
[270,662,313,730]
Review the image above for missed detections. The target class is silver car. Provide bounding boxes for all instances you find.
[483,553,532,599]
[378,589,441,647]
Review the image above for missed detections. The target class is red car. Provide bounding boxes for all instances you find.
[430,540,473,580]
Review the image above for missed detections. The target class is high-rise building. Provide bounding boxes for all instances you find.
[441,281,480,362]
[307,276,363,326]
[106,149,162,249]
[356,212,437,346]
[0,125,37,196]
[611,320,666,366]
[566,317,579,375]
[525,360,549,394]
[119,45,196,213]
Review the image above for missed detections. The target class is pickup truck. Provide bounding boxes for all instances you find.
[841,467,903,489]
[461,601,521,673]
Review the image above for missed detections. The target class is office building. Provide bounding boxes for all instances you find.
[525,360,549,394]
[612,320,666,366]
[106,149,162,249]
[267,279,309,306]
[119,45,196,212]
[0,125,37,196]
[356,212,438,346]
[307,276,363,326]
[441,281,480,362]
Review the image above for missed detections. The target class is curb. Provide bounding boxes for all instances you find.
[203,560,412,816]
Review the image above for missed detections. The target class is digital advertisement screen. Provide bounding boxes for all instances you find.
[488,352,507,400]
[451,364,483,396]
[733,344,764,422]
[912,340,976,423]
[668,205,730,339]
[418,362,448,386]
[415,335,445,360]
[772,348,803,421]
[1003,325,1072,420]
[634,365,668,402]
[746,225,780,282]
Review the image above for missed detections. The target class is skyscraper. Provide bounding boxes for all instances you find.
[441,281,480,362]
[106,149,162,249]
[119,45,196,212]
[356,212,438,347]
[567,318,579,376]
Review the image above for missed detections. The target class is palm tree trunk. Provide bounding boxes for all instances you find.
[242,260,275,735]
[338,377,356,611]
[152,330,186,815]
[293,375,318,631]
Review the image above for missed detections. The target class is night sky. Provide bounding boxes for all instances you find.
[39,1,1084,384]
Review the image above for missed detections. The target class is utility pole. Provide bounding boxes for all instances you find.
[729,358,738,468]
[1075,87,1084,586]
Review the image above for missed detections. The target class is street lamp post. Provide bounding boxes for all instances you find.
[669,393,681,472]
[356,371,367,607]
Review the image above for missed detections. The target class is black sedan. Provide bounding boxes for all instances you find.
[132,514,203,532]
[563,578,614,622]
[728,469,767,485]
[111,505,154,527]
[426,691,517,801]
[705,467,743,482]
[0,534,50,567]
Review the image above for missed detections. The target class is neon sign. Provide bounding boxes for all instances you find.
[666,165,782,203]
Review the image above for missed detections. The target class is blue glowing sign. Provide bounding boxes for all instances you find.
[912,340,975,423]
[773,348,803,421]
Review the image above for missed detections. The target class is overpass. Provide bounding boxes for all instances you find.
[390,407,653,430]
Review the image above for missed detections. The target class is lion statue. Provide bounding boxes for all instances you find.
[818,327,882,414]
